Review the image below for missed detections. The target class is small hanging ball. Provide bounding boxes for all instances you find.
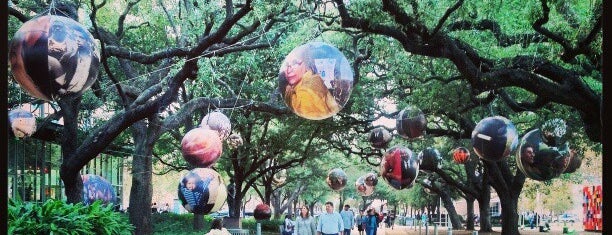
[471,116,518,161]
[200,111,232,140]
[355,175,375,197]
[177,168,227,215]
[452,147,471,164]
[278,42,354,120]
[181,128,223,168]
[380,146,420,190]
[326,168,348,191]
[364,172,378,187]
[272,169,287,186]
[396,106,427,139]
[254,203,272,220]
[226,133,243,148]
[9,15,100,101]
[8,108,36,138]
[516,129,571,181]
[81,174,116,206]
[369,127,393,149]
[418,147,442,173]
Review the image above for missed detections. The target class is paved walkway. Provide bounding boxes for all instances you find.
[348,224,602,235]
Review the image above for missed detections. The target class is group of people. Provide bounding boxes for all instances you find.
[282,203,394,235]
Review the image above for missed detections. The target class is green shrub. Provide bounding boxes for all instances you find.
[8,198,134,235]
[242,218,284,232]
[151,213,214,234]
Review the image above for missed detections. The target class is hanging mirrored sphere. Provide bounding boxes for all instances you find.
[8,108,36,138]
[278,42,354,120]
[471,116,518,161]
[9,15,100,101]
[563,150,581,174]
[254,203,272,220]
[396,106,426,139]
[364,172,378,187]
[516,129,571,181]
[226,133,243,148]
[200,111,232,140]
[369,127,393,149]
[177,168,227,215]
[81,174,116,206]
[380,146,419,190]
[181,128,223,168]
[326,168,348,191]
[453,147,471,164]
[355,175,375,196]
[418,147,442,172]
[272,169,287,186]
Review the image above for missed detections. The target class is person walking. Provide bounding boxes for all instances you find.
[317,201,344,235]
[295,206,316,235]
[205,218,231,235]
[363,209,378,235]
[284,214,296,235]
[356,210,366,235]
[340,205,355,235]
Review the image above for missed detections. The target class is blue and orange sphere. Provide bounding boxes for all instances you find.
[380,146,420,190]
[471,116,518,161]
[81,174,116,205]
[9,15,100,101]
[178,168,227,215]
[278,42,354,120]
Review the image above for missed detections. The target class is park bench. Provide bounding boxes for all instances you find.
[227,228,250,235]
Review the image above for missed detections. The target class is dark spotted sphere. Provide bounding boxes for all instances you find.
[418,147,441,173]
[178,168,227,215]
[326,168,348,191]
[369,127,393,149]
[396,106,426,139]
[516,129,571,181]
[9,15,100,101]
[81,174,116,206]
[254,203,272,220]
[471,116,518,161]
[380,146,420,190]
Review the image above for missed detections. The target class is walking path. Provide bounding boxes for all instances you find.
[348,225,602,235]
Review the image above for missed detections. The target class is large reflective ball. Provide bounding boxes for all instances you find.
[254,203,272,220]
[178,168,227,215]
[541,118,567,147]
[81,174,116,206]
[471,116,518,161]
[380,146,420,190]
[516,129,571,181]
[181,128,223,167]
[326,168,348,191]
[9,15,100,101]
[418,147,441,172]
[9,108,36,138]
[453,147,471,164]
[226,133,243,148]
[355,175,375,196]
[563,150,581,174]
[200,111,232,140]
[278,42,354,120]
[364,172,378,187]
[272,169,287,186]
[396,106,426,139]
[369,127,393,149]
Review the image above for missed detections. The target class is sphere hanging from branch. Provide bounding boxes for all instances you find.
[181,128,223,168]
[396,106,426,139]
[369,127,393,149]
[516,129,571,181]
[177,168,227,215]
[326,168,348,191]
[471,116,518,161]
[452,147,471,164]
[380,146,419,190]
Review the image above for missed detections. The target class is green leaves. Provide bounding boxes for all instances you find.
[8,199,134,235]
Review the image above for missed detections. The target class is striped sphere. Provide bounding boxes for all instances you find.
[453,147,470,164]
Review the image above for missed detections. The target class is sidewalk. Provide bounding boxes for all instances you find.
[349,225,602,235]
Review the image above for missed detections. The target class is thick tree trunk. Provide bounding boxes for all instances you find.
[438,189,463,229]
[477,185,492,232]
[465,196,475,230]
[194,214,205,230]
[128,121,153,235]
[499,195,520,235]
[58,95,83,204]
[226,180,243,228]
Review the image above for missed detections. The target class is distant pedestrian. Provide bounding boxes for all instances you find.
[317,202,343,235]
[284,214,295,235]
[363,209,378,235]
[340,205,355,235]
[356,210,366,235]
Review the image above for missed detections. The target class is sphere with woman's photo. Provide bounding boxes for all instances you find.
[81,174,116,206]
[278,42,354,120]
[9,15,100,101]
[516,129,571,181]
[177,168,227,215]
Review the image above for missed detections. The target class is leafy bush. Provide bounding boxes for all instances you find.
[242,217,284,232]
[151,213,214,234]
[8,198,133,235]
